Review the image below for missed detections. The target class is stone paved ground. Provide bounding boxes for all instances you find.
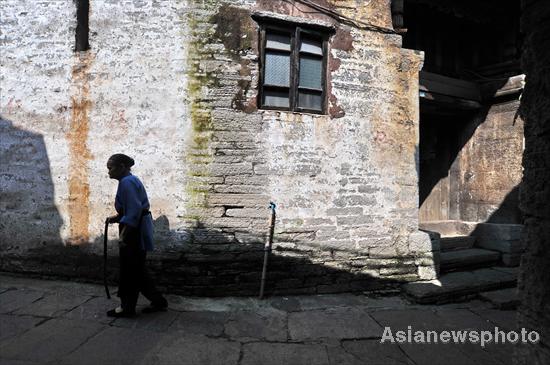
[0,274,522,365]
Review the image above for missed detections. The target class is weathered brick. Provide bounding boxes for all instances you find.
[326,207,363,216]
[333,195,376,207]
[336,215,374,226]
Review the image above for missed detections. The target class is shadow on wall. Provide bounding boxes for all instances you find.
[419,83,520,223]
[0,118,425,296]
[0,116,63,253]
[2,206,422,298]
[145,225,419,297]
[484,185,522,224]
[98,212,423,296]
[418,106,482,208]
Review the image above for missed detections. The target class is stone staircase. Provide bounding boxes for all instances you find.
[439,236,500,273]
[403,231,520,304]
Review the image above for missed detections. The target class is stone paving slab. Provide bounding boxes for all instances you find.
[371,308,448,333]
[479,287,519,309]
[398,342,486,365]
[478,342,516,365]
[58,326,169,365]
[13,292,92,317]
[433,308,497,331]
[0,359,42,365]
[0,274,524,365]
[453,343,512,365]
[139,335,241,365]
[112,310,179,332]
[167,295,262,312]
[359,296,410,310]
[0,314,44,342]
[241,342,329,365]
[372,307,508,333]
[0,289,45,314]
[62,296,117,324]
[327,339,415,365]
[0,318,104,363]
[225,309,288,342]
[290,293,367,311]
[470,308,519,331]
[169,310,229,336]
[267,296,302,312]
[289,307,382,340]
[402,267,517,303]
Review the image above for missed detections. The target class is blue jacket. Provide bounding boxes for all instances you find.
[115,174,154,251]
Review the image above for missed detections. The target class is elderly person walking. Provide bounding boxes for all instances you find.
[106,153,167,317]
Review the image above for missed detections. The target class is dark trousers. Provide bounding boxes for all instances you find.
[117,227,166,312]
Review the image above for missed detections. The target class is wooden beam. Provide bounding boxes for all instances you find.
[420,91,482,111]
[480,74,525,99]
[420,71,481,101]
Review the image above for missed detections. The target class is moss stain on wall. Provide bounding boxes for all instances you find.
[183,1,220,225]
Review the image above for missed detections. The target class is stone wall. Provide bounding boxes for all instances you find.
[0,0,434,295]
[515,0,550,363]
[418,98,524,225]
[455,100,524,224]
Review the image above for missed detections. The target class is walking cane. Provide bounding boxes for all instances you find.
[259,202,276,299]
[103,219,111,299]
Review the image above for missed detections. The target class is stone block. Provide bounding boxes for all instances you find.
[408,230,438,253]
[333,195,376,207]
[402,267,517,303]
[315,229,350,240]
[440,248,500,272]
[209,163,253,176]
[369,243,410,258]
[471,223,524,253]
[417,265,438,280]
[336,215,374,226]
[379,266,416,276]
[419,220,477,236]
[326,207,363,216]
[213,184,264,194]
[440,236,475,251]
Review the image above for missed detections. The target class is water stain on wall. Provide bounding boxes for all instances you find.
[66,52,93,245]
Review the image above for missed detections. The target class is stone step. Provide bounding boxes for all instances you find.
[440,248,500,272]
[478,287,519,310]
[402,267,518,304]
[440,236,475,252]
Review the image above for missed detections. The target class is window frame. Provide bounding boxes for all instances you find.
[258,22,330,115]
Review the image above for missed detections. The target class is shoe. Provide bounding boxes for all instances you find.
[141,304,168,314]
[107,308,136,318]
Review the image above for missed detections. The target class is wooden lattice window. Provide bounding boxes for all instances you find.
[259,23,330,114]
